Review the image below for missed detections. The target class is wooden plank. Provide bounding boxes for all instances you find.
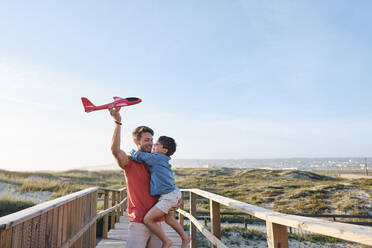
[57,206,64,248]
[82,195,88,248]
[120,191,124,216]
[103,191,109,238]
[116,192,120,222]
[31,216,40,248]
[90,222,96,248]
[266,221,288,248]
[22,220,32,248]
[91,191,97,248]
[0,230,6,248]
[2,228,12,248]
[210,200,221,248]
[62,204,68,245]
[0,230,7,248]
[51,207,59,248]
[190,192,196,248]
[179,191,184,227]
[76,197,83,248]
[72,199,78,248]
[45,210,53,248]
[87,194,92,248]
[12,224,23,248]
[66,202,72,241]
[70,200,76,248]
[38,213,47,248]
[110,192,116,229]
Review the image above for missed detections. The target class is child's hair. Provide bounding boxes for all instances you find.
[132,126,154,140]
[158,136,176,157]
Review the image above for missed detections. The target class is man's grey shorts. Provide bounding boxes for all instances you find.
[126,221,163,248]
[155,188,182,214]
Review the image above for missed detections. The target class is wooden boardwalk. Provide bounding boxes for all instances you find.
[96,212,183,248]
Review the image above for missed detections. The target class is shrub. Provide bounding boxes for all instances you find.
[0,198,35,217]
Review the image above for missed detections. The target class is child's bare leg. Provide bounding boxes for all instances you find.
[165,211,190,248]
[143,206,173,248]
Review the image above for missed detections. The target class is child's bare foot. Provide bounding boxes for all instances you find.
[162,239,173,248]
[181,236,190,248]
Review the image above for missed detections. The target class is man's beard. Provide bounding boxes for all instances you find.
[139,144,152,153]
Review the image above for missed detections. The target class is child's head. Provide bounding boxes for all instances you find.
[153,136,176,157]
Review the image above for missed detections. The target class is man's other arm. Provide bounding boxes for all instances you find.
[109,106,129,169]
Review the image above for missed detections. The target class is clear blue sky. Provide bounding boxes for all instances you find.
[1,1,372,170]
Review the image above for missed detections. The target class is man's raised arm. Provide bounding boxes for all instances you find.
[109,106,129,169]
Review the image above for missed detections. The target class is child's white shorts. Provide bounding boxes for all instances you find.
[155,188,182,214]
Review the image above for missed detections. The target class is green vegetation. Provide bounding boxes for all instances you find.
[175,168,371,215]
[1,167,371,216]
[0,198,35,217]
[0,169,126,198]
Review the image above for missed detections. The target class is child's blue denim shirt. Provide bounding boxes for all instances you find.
[130,150,177,196]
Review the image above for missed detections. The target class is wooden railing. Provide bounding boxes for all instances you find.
[0,187,127,248]
[2,186,372,248]
[177,189,372,248]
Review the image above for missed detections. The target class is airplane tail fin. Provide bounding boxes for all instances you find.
[81,97,95,113]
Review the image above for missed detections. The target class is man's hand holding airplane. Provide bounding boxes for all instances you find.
[108,105,122,123]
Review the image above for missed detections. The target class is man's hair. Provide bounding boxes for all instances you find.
[132,126,154,141]
[158,136,176,157]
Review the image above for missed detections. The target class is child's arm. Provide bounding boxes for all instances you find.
[130,150,157,166]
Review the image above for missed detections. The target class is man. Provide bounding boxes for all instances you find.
[109,106,179,247]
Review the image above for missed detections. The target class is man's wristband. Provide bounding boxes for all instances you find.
[115,121,122,125]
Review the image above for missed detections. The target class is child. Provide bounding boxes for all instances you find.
[130,136,190,248]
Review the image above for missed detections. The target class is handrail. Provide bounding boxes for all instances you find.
[178,188,372,247]
[97,187,126,193]
[177,209,227,248]
[97,197,127,218]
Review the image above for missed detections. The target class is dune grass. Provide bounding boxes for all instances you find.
[0,168,371,216]
[0,198,35,217]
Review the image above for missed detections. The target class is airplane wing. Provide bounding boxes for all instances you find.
[113,96,124,101]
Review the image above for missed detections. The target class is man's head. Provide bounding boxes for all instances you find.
[153,136,176,157]
[132,126,154,153]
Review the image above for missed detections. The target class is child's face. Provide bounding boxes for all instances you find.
[152,140,168,155]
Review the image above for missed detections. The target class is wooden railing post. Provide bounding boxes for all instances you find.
[120,190,124,216]
[179,191,184,227]
[111,191,116,229]
[210,200,221,248]
[266,221,288,248]
[116,192,120,222]
[190,192,197,248]
[103,190,109,238]
[90,191,97,248]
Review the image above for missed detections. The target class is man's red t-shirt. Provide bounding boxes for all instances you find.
[123,159,165,223]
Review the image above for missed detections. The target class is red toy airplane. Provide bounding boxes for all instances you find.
[81,96,142,113]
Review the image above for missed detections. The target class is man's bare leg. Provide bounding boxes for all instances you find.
[165,211,190,248]
[143,206,172,248]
